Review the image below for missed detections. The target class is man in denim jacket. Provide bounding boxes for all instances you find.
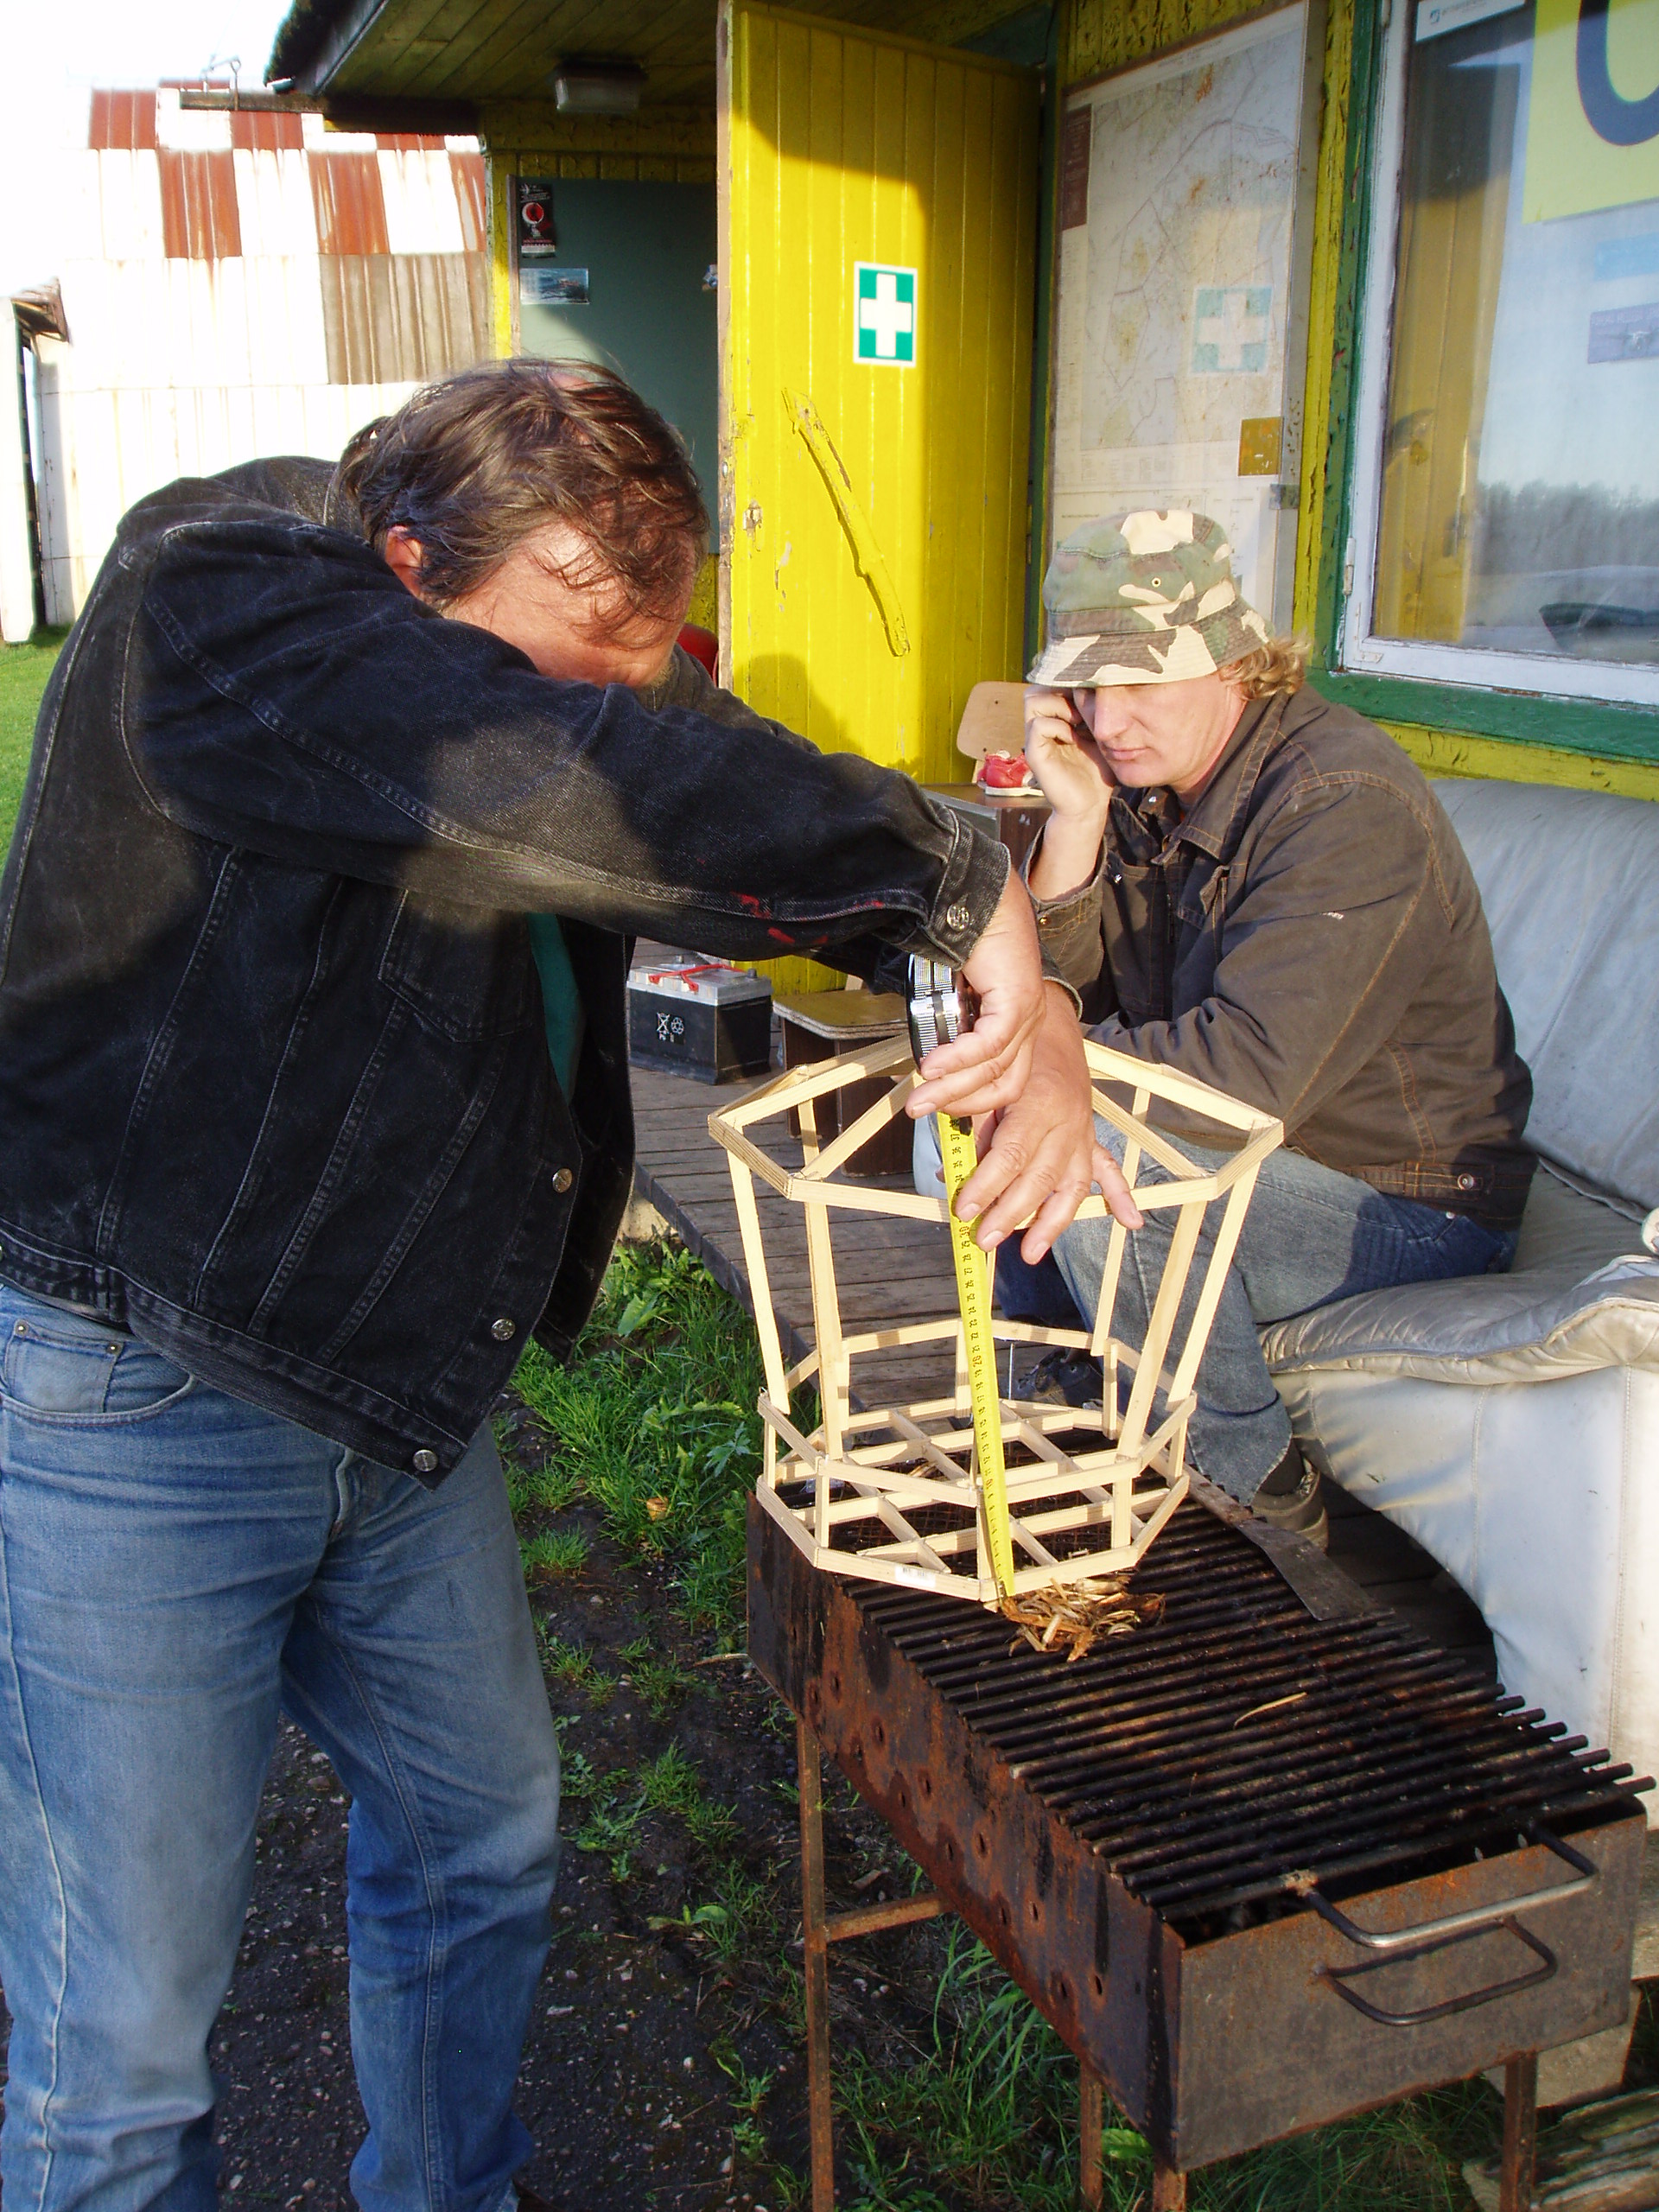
[1013,511,1534,1550]
[0,362,1134,2210]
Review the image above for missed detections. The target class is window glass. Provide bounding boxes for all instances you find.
[1373,0,1659,669]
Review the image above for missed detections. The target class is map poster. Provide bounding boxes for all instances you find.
[1049,5,1315,627]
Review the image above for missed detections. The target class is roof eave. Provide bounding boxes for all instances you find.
[270,0,391,95]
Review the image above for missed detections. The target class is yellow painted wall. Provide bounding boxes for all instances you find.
[722,2,1039,789]
[1059,0,1656,800]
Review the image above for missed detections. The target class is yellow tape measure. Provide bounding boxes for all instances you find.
[937,1112,1016,1599]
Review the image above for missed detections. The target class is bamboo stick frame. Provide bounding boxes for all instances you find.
[709,1039,1282,1607]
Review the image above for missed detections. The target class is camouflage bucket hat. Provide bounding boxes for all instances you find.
[1027,510,1271,688]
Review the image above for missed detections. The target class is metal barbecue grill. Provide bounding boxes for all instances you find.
[747,1482,1651,2211]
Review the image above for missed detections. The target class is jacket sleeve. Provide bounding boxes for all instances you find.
[1094,781,1446,1125]
[125,512,1008,970]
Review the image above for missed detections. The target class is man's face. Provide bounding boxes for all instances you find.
[1069,671,1241,800]
[387,521,689,690]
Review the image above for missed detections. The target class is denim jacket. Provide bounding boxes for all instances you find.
[0,458,1008,1477]
[1030,686,1535,1228]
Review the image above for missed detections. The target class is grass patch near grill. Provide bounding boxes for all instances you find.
[832,1921,1505,2212]
[512,1237,811,1637]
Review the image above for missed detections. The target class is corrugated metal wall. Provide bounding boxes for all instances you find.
[35,87,492,620]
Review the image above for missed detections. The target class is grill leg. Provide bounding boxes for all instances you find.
[1151,2164,1187,2210]
[798,1717,836,2212]
[1078,2065,1103,2210]
[1499,2052,1538,2212]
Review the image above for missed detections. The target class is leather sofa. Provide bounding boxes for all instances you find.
[1265,779,1659,1821]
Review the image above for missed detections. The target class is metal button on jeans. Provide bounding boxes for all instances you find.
[412,1448,439,1475]
[552,1167,574,1193]
[491,1317,516,1342]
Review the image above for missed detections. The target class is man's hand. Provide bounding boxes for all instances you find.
[1023,687,1116,903]
[948,985,1142,1259]
[907,870,1046,1122]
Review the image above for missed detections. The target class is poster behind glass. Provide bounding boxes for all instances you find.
[1049,7,1317,628]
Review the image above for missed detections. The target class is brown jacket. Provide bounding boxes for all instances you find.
[1031,686,1535,1229]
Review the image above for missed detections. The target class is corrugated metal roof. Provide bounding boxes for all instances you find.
[33,85,494,622]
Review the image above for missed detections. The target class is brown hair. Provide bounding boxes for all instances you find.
[334,358,707,627]
[1221,634,1312,699]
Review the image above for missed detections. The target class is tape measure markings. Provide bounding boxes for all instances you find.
[937,1111,1016,1598]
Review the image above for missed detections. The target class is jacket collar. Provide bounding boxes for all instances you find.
[1110,692,1292,864]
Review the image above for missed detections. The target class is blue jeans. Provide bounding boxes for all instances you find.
[0,1286,560,2211]
[1027,1132,1513,1503]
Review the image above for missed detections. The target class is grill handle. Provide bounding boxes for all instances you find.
[1300,1825,1596,1956]
[1316,1915,1557,2029]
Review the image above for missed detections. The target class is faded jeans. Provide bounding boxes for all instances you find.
[1006,1128,1514,1502]
[0,1283,560,2212]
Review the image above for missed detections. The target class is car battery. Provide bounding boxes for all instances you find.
[626,957,773,1084]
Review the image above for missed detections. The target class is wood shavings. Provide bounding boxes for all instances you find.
[1000,1577,1166,1662]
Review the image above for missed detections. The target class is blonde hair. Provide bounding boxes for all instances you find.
[1220,634,1311,699]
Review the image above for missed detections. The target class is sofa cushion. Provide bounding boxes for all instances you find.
[1262,1254,1659,1382]
[1433,780,1659,1215]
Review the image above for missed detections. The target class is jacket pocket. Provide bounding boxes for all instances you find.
[2,1316,194,1424]
[378,893,541,1042]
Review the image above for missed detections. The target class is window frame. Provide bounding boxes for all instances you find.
[1336,0,1659,715]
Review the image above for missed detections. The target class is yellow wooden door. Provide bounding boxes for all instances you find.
[718,0,1039,850]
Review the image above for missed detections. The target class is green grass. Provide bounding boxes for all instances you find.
[512,1239,808,1637]
[0,630,67,850]
[537,1629,614,1704]
[518,1526,589,1581]
[829,1927,1498,2212]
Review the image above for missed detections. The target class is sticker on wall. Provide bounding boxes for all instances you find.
[1415,0,1522,41]
[516,177,557,259]
[1192,287,1272,373]
[1525,0,1659,223]
[855,264,917,365]
[520,266,589,307]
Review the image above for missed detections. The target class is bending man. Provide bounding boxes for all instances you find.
[0,360,1130,2210]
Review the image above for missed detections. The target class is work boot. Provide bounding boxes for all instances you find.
[1011,1347,1102,1408]
[1249,1439,1328,1551]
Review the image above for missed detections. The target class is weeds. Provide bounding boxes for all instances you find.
[538,1630,613,1704]
[519,1527,590,1581]
[512,1241,807,1637]
[505,1458,581,1516]
[619,1634,695,1719]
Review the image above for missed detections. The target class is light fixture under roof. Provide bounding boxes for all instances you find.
[550,59,647,115]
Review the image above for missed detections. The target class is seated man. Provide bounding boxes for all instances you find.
[1013,510,1534,1548]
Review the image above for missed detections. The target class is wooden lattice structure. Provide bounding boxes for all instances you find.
[708,1036,1283,1606]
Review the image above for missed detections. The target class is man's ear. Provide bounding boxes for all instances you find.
[382,527,426,599]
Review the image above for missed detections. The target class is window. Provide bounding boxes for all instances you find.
[1344,0,1659,707]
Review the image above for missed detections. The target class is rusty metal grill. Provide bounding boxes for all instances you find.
[748,1487,1651,2192]
[850,1505,1643,1933]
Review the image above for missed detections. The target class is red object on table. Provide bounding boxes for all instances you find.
[977,749,1036,790]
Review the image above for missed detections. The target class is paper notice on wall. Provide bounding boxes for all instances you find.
[1524,0,1659,224]
[1049,7,1311,625]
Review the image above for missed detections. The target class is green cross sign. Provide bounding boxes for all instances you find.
[855,263,917,365]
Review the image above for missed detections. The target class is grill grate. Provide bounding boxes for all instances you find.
[849,1503,1646,1932]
